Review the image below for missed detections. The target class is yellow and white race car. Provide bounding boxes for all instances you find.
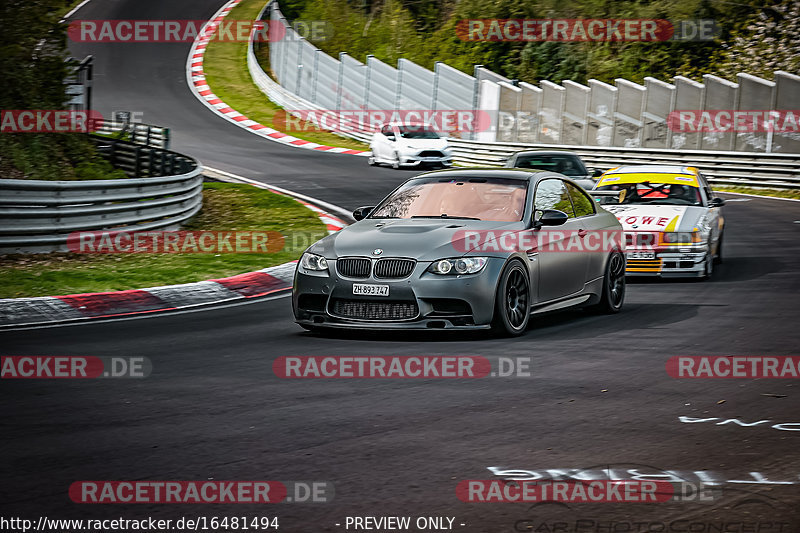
[591,165,725,278]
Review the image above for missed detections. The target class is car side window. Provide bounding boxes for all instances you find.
[696,172,713,204]
[565,181,595,217]
[534,178,575,218]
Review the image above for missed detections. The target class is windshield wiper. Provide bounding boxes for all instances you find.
[411,215,481,220]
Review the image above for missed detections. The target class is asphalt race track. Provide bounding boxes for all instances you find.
[1,0,800,530]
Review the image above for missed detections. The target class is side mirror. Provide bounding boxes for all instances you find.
[534,209,569,228]
[591,168,604,177]
[352,206,375,221]
[387,135,396,142]
[709,197,726,207]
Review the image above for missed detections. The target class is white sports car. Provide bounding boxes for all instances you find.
[368,123,453,169]
[592,165,726,279]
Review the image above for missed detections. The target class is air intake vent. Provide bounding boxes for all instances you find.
[374,258,415,279]
[331,299,419,320]
[336,257,371,278]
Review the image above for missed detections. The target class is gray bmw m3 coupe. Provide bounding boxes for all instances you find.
[292,169,626,336]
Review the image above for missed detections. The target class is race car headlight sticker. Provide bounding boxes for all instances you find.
[428,257,488,275]
[301,252,329,271]
[659,231,701,245]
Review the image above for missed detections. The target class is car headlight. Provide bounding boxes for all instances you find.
[659,231,701,245]
[300,252,329,271]
[428,257,488,275]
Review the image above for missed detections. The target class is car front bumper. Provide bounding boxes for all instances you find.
[625,247,710,278]
[292,257,506,330]
[399,151,453,167]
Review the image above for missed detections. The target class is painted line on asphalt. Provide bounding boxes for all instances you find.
[204,166,354,221]
[718,191,800,203]
[61,0,93,21]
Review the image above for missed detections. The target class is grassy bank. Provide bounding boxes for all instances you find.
[0,182,328,298]
[715,185,800,201]
[201,0,368,150]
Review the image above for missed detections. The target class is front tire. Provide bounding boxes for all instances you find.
[391,151,401,169]
[714,232,723,265]
[590,251,625,314]
[367,155,377,166]
[492,260,530,337]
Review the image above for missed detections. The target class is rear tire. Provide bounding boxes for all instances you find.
[367,155,377,166]
[392,152,401,170]
[714,232,723,265]
[491,260,530,337]
[590,251,625,314]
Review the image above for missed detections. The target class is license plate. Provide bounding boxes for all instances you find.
[352,283,389,296]
[628,251,655,260]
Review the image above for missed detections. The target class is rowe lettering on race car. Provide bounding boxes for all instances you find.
[456,480,672,502]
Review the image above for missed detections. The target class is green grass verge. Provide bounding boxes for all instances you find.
[0,182,327,298]
[714,185,800,200]
[201,0,368,151]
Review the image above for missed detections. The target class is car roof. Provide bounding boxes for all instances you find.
[597,165,701,187]
[604,165,698,175]
[510,150,581,157]
[411,168,559,182]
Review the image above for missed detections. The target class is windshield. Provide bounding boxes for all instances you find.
[398,126,440,139]
[595,182,702,206]
[370,178,528,222]
[513,154,587,177]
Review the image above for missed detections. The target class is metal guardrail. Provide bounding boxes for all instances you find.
[448,139,800,189]
[0,139,203,254]
[249,4,800,189]
[92,120,170,149]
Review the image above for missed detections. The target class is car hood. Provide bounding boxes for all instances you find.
[399,138,449,151]
[309,218,521,260]
[603,204,706,232]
